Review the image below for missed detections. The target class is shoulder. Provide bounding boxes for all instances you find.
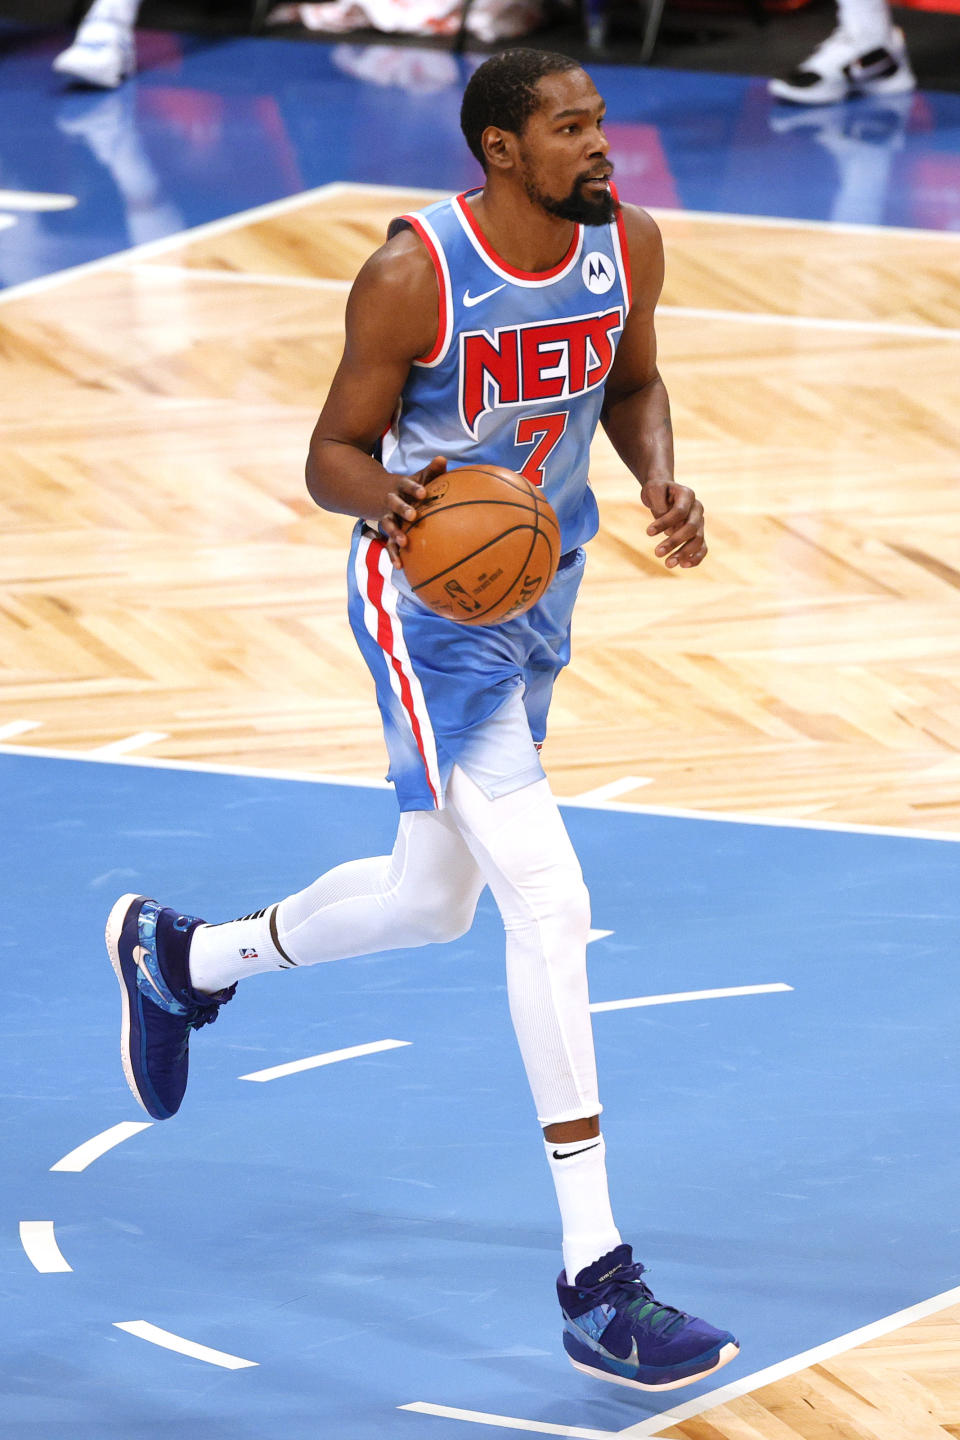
[352,224,439,308]
[345,224,439,361]
[616,202,663,265]
[616,202,664,313]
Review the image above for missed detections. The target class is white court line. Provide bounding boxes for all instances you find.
[86,731,169,756]
[19,1221,72,1273]
[239,1038,410,1083]
[0,190,77,211]
[50,1121,152,1173]
[400,1403,616,1438]
[618,1281,960,1437]
[658,303,960,342]
[645,203,960,242]
[0,741,391,790]
[404,1282,960,1440]
[0,180,440,308]
[2,743,959,844]
[573,777,653,803]
[1,178,957,313]
[114,1320,257,1369]
[0,720,41,739]
[591,982,792,1013]
[130,263,351,292]
[0,216,17,232]
[124,265,960,342]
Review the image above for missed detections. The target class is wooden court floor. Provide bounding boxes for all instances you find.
[3,183,960,1437]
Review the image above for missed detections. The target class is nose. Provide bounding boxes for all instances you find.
[587,123,609,158]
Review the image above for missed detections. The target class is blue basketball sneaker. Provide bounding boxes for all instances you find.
[558,1245,739,1391]
[105,894,236,1120]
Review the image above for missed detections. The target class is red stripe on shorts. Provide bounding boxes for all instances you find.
[364,537,439,808]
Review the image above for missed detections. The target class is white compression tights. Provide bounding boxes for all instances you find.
[272,767,600,1126]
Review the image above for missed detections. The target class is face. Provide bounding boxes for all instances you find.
[515,69,615,225]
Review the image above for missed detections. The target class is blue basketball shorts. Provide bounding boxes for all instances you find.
[347,522,586,812]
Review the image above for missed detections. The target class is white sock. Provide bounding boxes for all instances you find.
[188,906,289,994]
[81,0,141,30]
[545,1134,622,1284]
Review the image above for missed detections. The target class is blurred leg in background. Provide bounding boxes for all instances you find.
[53,0,141,88]
[768,0,915,104]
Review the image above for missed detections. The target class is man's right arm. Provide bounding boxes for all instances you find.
[306,228,446,556]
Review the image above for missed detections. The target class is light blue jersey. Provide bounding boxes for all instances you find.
[383,188,632,554]
[348,190,634,811]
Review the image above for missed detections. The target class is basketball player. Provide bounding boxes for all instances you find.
[107,50,739,1393]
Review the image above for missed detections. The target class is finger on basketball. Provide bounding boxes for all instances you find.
[386,489,420,523]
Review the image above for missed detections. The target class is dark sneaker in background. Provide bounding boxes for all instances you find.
[769,25,915,105]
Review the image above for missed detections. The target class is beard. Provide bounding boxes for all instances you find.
[522,169,617,226]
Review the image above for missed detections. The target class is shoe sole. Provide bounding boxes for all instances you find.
[567,1338,739,1392]
[52,51,133,88]
[105,892,154,1116]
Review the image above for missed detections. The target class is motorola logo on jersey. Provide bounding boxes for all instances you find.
[581,253,615,295]
[458,308,624,438]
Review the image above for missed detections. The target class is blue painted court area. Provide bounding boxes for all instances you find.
[2,748,959,1438]
[2,29,960,291]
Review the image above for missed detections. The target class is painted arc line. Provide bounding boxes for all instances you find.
[399,1402,616,1438]
[113,1321,257,1369]
[19,1222,72,1273]
[617,1280,960,1437]
[131,263,352,291]
[571,777,654,803]
[0,719,41,739]
[51,1121,152,1173]
[4,743,960,846]
[0,189,77,211]
[87,731,169,756]
[587,928,613,944]
[240,1038,410,1083]
[590,982,793,1013]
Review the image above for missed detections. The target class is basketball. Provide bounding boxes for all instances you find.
[399,465,561,626]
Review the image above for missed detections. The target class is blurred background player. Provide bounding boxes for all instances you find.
[769,0,915,104]
[53,0,140,88]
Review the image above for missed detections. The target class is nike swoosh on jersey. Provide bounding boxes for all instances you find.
[463,284,506,307]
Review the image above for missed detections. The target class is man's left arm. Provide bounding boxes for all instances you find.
[601,204,707,570]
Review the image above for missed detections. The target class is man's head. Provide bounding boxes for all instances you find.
[460,49,615,225]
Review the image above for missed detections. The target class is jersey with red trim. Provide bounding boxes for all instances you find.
[383,188,632,554]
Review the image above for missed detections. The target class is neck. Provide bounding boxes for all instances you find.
[468,181,577,274]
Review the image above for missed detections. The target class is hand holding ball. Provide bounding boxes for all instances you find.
[399,465,561,626]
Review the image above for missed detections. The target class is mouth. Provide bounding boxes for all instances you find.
[581,169,613,190]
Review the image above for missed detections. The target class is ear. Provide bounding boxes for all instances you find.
[481,125,518,173]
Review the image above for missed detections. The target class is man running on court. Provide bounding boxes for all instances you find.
[107,48,739,1393]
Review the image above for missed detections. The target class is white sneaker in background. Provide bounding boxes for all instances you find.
[53,19,136,88]
[769,25,916,105]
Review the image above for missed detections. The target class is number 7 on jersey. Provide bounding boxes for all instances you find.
[515,412,569,488]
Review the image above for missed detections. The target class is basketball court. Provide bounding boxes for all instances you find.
[3,26,960,1440]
